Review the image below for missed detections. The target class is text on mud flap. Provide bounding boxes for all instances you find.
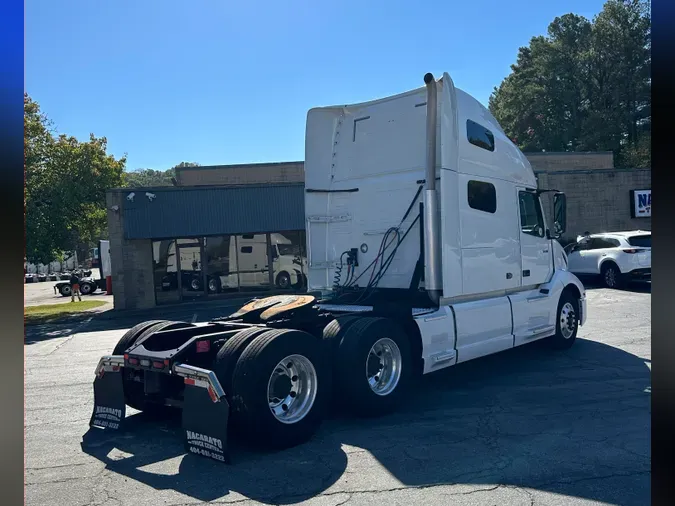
[186,430,223,451]
[95,406,122,421]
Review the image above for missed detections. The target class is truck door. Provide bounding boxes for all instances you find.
[517,189,553,285]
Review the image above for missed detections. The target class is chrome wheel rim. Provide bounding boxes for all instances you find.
[366,338,402,396]
[605,267,616,287]
[208,279,218,292]
[560,302,577,339]
[267,354,317,424]
[63,286,71,295]
[191,279,200,290]
[80,284,91,294]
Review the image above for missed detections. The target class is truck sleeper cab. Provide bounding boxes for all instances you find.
[88,72,586,463]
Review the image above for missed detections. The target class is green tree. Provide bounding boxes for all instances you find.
[25,94,126,264]
[123,162,200,187]
[489,0,650,168]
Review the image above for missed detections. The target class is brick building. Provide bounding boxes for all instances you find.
[107,154,650,310]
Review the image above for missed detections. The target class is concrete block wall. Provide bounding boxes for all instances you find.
[536,168,651,244]
[527,152,614,172]
[107,191,156,310]
[176,162,304,186]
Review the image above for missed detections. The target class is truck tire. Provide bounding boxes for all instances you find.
[59,284,72,297]
[190,276,202,291]
[335,317,412,417]
[119,320,194,412]
[208,276,222,294]
[276,271,291,289]
[80,282,94,295]
[321,315,360,353]
[548,290,580,350]
[213,326,271,398]
[230,328,330,450]
[112,320,168,355]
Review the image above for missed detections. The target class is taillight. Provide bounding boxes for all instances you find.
[623,249,644,254]
[196,340,210,353]
[127,357,139,365]
[152,361,165,369]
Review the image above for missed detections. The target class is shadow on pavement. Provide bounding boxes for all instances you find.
[24,301,247,345]
[81,338,651,505]
[578,277,651,293]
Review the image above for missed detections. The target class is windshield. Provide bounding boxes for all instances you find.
[627,234,651,248]
[277,244,302,256]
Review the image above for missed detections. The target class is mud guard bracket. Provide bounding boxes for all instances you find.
[89,356,126,430]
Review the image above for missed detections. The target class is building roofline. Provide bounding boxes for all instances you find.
[176,161,305,172]
[107,182,305,193]
[523,151,614,156]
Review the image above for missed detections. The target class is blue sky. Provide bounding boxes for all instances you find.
[25,0,607,171]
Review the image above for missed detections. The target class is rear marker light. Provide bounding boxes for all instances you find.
[196,340,210,353]
[623,249,643,254]
[152,361,165,369]
[128,357,139,365]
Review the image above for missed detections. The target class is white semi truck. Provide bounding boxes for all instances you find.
[89,72,586,463]
[159,233,307,293]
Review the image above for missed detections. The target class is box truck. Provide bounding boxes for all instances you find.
[89,73,586,463]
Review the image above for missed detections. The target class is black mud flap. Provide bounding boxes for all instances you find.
[89,369,126,430]
[182,383,231,464]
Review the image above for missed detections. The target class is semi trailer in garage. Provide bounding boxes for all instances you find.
[89,72,587,463]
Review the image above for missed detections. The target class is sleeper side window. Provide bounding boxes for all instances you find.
[467,119,495,152]
[519,191,545,238]
[467,180,496,213]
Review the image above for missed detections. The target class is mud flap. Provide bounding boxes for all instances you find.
[89,367,126,430]
[182,383,230,463]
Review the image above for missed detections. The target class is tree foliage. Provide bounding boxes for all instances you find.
[122,162,200,187]
[489,0,650,168]
[25,94,126,264]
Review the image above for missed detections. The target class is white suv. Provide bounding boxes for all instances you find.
[565,230,651,288]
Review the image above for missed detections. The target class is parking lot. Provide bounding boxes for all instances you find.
[24,283,651,506]
[24,279,112,308]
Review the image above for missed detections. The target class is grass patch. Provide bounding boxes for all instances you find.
[25,300,108,324]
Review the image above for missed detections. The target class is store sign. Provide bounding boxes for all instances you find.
[630,189,651,218]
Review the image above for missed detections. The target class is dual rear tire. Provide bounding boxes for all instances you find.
[218,327,331,450]
[217,316,413,450]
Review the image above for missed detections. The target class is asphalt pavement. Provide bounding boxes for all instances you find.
[24,283,651,506]
[24,279,113,308]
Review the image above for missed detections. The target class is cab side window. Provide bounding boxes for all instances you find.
[467,180,496,213]
[519,191,545,238]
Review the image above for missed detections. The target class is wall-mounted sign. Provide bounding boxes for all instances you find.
[630,189,651,218]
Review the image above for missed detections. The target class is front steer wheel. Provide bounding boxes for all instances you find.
[229,328,331,450]
[548,291,580,350]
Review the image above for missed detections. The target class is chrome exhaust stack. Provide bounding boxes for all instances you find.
[423,73,442,305]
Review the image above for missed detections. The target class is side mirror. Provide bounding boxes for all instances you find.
[553,192,567,237]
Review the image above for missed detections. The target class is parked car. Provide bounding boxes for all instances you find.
[565,230,651,288]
